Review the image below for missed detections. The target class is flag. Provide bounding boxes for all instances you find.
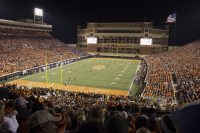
[166,13,176,23]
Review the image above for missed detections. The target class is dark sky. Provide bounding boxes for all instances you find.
[0,0,199,45]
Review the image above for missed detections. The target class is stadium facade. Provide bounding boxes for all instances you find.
[77,22,169,54]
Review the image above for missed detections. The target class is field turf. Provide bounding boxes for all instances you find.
[20,58,140,95]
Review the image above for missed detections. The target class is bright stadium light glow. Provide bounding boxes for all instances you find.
[140,38,152,45]
[87,37,97,44]
[34,8,43,16]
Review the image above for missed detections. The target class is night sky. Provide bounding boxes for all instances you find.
[0,0,199,46]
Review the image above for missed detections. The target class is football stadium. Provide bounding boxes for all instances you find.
[0,1,200,133]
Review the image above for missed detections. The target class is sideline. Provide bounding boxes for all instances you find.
[8,79,128,96]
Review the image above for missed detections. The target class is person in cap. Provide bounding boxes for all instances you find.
[136,127,151,133]
[160,114,176,133]
[28,110,62,133]
[170,100,200,133]
[89,106,105,132]
[15,96,31,124]
[103,115,128,133]
[15,96,28,108]
[135,115,149,130]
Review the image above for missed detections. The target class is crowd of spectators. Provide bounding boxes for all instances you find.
[143,40,200,105]
[142,55,175,105]
[0,29,87,76]
[1,83,200,133]
[134,60,147,85]
[0,84,180,133]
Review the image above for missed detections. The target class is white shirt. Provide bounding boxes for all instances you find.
[2,115,19,133]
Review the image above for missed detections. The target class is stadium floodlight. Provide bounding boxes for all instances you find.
[34,8,44,24]
[34,8,43,16]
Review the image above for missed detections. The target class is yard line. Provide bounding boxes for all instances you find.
[51,83,55,86]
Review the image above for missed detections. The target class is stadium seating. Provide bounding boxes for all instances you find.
[143,41,200,105]
[0,31,87,76]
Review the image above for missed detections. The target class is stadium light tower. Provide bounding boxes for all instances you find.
[34,8,43,24]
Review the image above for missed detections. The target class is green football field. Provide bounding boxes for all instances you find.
[21,58,140,95]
